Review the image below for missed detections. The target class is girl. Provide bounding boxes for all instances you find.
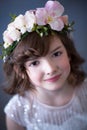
[2,0,87,130]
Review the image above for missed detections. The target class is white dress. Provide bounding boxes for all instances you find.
[4,79,87,130]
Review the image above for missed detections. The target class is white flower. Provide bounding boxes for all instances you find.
[7,22,15,31]
[3,56,7,63]
[7,25,21,42]
[4,42,11,49]
[24,11,36,32]
[14,14,27,34]
[3,30,13,47]
[20,26,27,34]
[8,29,21,41]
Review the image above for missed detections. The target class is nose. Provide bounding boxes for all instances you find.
[43,59,57,75]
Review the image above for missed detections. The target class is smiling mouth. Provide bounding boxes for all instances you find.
[45,74,61,82]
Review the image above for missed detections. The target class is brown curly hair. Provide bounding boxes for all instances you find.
[3,31,86,95]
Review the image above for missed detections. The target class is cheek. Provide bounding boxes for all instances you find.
[59,57,71,73]
[64,63,71,76]
[27,69,42,86]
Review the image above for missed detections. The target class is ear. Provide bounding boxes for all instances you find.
[13,65,24,79]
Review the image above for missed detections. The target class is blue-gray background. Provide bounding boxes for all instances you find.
[0,0,87,129]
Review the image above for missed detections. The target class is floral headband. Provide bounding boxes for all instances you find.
[1,0,74,62]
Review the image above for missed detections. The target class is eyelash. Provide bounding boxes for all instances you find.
[28,51,62,67]
[29,60,39,67]
[53,51,62,57]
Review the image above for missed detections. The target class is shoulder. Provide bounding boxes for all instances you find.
[4,93,31,126]
[80,78,87,91]
[4,92,32,110]
[4,94,25,110]
[76,78,87,108]
[77,78,87,96]
[4,93,32,112]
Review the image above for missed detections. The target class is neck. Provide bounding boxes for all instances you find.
[35,84,74,107]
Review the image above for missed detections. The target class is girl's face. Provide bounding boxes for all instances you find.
[25,36,71,92]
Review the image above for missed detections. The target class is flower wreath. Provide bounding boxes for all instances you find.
[1,0,74,62]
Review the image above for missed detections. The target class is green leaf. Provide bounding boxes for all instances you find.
[9,13,17,22]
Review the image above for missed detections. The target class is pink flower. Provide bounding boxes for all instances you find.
[60,15,68,25]
[45,0,64,17]
[49,18,64,31]
[36,8,47,25]
[36,0,65,31]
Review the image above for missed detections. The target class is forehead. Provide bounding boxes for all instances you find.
[49,36,64,51]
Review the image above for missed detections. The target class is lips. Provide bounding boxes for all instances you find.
[44,74,61,82]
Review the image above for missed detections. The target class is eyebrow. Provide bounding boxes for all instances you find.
[50,46,62,54]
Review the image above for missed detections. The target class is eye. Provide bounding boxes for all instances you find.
[53,51,62,57]
[29,60,39,67]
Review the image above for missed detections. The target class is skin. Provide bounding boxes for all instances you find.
[6,36,75,130]
[6,116,25,130]
[25,36,74,106]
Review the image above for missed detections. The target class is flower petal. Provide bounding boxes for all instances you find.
[60,15,68,25]
[8,29,21,41]
[49,18,64,31]
[3,30,13,47]
[14,14,25,30]
[36,8,47,25]
[25,11,36,32]
[45,0,64,17]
